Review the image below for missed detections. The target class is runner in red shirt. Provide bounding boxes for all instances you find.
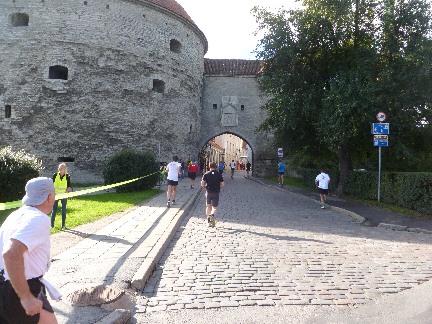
[188,161,199,189]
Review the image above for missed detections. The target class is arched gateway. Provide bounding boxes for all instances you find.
[200,59,275,177]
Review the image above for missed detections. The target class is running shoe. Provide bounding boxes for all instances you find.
[209,214,216,227]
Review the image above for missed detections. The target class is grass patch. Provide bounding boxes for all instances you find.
[0,189,162,231]
[265,175,309,189]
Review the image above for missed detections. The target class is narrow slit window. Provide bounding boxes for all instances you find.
[170,39,182,53]
[49,65,68,80]
[10,13,29,27]
[152,79,165,93]
[5,105,11,118]
[213,104,217,109]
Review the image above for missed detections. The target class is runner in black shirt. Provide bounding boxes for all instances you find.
[201,162,225,227]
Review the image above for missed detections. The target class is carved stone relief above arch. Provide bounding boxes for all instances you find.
[220,96,238,127]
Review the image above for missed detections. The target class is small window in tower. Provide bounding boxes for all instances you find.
[213,104,217,109]
[241,105,245,110]
[152,79,165,93]
[170,39,182,53]
[49,65,68,80]
[5,105,11,118]
[84,1,88,5]
[10,13,29,27]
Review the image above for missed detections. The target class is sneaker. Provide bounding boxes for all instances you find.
[209,214,216,227]
[321,205,325,209]
[62,226,66,230]
[171,200,176,205]
[167,200,171,208]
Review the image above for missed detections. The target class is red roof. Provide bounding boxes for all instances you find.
[146,0,195,25]
[204,59,264,76]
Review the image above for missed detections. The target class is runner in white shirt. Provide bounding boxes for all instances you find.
[229,160,236,179]
[315,169,331,209]
[166,155,181,207]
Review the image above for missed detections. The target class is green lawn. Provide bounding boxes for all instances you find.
[265,175,309,189]
[0,189,162,231]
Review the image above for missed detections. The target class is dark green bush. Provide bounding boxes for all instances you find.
[342,171,432,214]
[0,146,43,202]
[102,149,159,192]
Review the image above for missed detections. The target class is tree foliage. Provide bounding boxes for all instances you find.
[253,0,432,193]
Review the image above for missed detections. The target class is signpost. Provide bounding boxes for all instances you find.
[373,112,389,202]
[277,148,283,158]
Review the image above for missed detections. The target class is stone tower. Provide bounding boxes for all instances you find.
[0,0,207,182]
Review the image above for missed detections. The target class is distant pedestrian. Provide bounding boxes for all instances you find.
[188,161,199,189]
[218,161,225,174]
[51,163,71,230]
[199,161,204,176]
[229,160,236,179]
[180,160,185,179]
[166,156,181,207]
[201,162,225,227]
[0,177,58,323]
[277,160,285,187]
[315,169,331,209]
[246,161,251,177]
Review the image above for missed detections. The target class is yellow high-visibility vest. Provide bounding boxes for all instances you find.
[53,173,68,194]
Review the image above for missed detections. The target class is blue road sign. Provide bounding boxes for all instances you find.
[277,148,283,158]
[372,123,389,135]
[374,135,388,147]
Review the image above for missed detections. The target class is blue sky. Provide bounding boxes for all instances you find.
[176,0,299,60]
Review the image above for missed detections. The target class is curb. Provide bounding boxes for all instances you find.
[130,189,202,291]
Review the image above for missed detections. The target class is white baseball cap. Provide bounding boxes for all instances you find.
[22,177,54,206]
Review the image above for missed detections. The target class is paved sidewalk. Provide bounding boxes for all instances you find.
[47,180,200,324]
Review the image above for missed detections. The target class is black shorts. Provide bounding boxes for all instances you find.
[206,191,220,207]
[0,278,53,324]
[167,179,178,186]
[318,188,329,195]
[219,169,224,174]
[278,172,284,175]
[189,172,197,180]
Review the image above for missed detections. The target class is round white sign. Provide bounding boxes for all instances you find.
[376,112,387,122]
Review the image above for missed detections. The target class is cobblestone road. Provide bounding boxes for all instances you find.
[136,173,432,314]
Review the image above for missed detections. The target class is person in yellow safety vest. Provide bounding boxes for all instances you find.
[50,163,71,230]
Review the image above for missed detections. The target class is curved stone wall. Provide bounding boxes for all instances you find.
[0,0,206,181]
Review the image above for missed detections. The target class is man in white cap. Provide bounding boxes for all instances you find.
[0,177,58,323]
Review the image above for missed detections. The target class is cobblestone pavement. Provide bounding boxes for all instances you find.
[136,172,432,316]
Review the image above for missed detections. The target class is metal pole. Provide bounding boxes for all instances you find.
[378,146,381,202]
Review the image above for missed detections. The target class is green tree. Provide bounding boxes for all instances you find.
[253,0,432,194]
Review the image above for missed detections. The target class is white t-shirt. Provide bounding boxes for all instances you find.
[315,172,330,189]
[166,161,181,181]
[0,206,51,280]
[229,161,236,169]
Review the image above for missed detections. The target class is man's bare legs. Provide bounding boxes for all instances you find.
[278,174,284,187]
[166,185,177,206]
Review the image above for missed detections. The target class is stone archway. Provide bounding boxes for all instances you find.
[199,132,255,176]
[199,61,276,177]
